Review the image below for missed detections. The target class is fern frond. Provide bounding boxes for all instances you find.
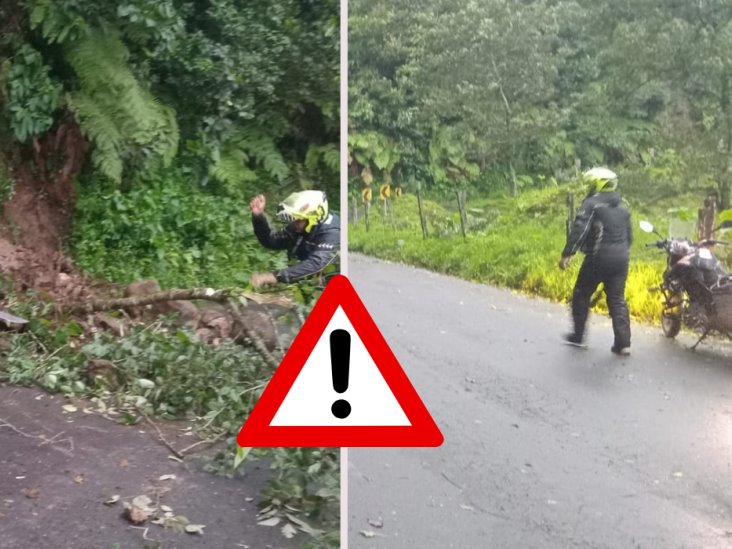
[321,145,340,173]
[65,31,179,184]
[209,148,257,187]
[208,127,289,188]
[67,92,123,149]
[232,128,289,181]
[306,143,339,175]
[68,91,123,181]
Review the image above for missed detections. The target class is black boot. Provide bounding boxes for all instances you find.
[563,333,586,347]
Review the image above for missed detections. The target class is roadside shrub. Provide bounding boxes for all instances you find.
[70,168,287,288]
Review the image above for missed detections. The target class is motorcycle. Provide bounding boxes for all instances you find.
[640,219,732,348]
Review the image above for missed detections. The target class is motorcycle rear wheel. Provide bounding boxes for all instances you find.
[661,313,681,338]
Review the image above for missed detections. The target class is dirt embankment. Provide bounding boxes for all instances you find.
[0,118,91,299]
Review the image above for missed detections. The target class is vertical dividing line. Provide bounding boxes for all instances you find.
[339,1,349,547]
[340,0,349,280]
[340,444,348,549]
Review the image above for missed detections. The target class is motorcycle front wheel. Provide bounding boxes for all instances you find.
[661,313,681,338]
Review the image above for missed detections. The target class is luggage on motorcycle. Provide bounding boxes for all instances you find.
[709,279,732,331]
[713,275,732,290]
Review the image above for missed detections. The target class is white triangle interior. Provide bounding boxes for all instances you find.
[270,306,411,426]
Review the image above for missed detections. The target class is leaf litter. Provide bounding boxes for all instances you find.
[118,493,206,534]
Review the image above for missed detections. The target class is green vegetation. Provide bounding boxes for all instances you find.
[1,0,340,244]
[70,170,286,288]
[0,288,338,546]
[349,0,732,326]
[350,182,717,323]
[1,1,339,546]
[350,0,732,205]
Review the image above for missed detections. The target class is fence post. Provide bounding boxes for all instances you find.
[566,192,575,239]
[697,193,716,241]
[417,182,428,239]
[456,189,468,238]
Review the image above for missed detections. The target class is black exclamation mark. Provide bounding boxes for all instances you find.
[330,329,351,419]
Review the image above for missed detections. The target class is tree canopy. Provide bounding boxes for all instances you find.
[0,0,339,248]
[349,0,732,204]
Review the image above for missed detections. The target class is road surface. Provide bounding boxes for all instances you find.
[0,386,297,549]
[348,254,732,549]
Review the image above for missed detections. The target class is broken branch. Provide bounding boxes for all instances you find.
[225,299,280,368]
[142,414,183,460]
[179,433,225,456]
[0,417,74,456]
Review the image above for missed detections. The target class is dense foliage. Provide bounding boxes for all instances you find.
[70,170,286,288]
[0,1,340,546]
[1,0,339,242]
[350,0,732,204]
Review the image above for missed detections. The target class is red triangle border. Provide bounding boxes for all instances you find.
[236,275,443,447]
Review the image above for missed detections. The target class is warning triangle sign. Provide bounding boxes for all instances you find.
[237,275,443,447]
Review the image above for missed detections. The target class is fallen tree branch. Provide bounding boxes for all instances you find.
[0,417,74,456]
[60,287,293,366]
[142,414,183,460]
[179,433,225,456]
[60,287,292,315]
[225,298,281,368]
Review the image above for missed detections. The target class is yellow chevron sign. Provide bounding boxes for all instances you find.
[380,183,391,200]
[362,187,372,203]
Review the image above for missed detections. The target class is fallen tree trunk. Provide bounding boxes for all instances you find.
[60,287,292,315]
[223,299,283,369]
[59,286,294,370]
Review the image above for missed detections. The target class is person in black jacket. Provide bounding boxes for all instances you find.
[559,168,632,355]
[249,190,340,287]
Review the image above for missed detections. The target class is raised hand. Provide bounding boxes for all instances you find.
[249,194,266,216]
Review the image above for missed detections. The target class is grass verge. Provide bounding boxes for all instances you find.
[350,190,674,324]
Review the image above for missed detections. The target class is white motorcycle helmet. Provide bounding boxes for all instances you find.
[276,190,329,233]
[584,167,618,194]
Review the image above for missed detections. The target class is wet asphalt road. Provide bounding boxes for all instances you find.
[347,254,732,549]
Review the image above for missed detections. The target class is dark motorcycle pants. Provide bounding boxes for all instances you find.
[572,255,631,348]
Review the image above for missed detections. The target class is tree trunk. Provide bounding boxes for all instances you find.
[491,55,516,197]
[60,287,290,315]
[697,194,716,241]
[721,179,731,211]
